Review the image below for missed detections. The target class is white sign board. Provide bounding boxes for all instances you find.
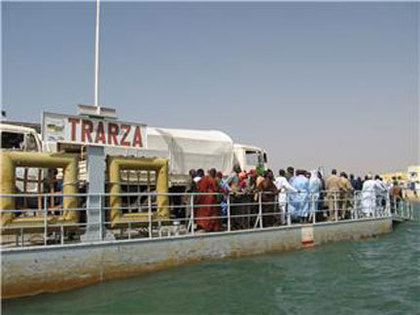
[42,112,147,148]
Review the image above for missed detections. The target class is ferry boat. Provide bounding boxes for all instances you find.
[1,0,416,299]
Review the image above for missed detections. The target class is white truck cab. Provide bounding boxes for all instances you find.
[0,123,42,152]
[0,123,44,192]
[234,144,268,172]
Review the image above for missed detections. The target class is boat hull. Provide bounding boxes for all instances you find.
[1,217,392,299]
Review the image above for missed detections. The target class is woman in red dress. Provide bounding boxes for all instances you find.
[195,169,220,232]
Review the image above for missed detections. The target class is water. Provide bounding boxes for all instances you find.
[3,207,420,315]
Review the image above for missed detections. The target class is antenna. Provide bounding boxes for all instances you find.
[81,0,117,119]
[94,0,101,112]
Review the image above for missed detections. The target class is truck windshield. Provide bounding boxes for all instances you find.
[245,150,260,166]
[1,132,24,150]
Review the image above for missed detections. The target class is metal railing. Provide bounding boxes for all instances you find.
[0,189,406,249]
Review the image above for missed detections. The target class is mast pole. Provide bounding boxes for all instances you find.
[94,0,101,112]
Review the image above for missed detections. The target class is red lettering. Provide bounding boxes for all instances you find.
[108,123,119,145]
[68,118,80,141]
[81,120,93,143]
[132,126,143,147]
[95,121,106,144]
[120,124,131,146]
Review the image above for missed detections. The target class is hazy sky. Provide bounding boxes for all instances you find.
[2,1,419,174]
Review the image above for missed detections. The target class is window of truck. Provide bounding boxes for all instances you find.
[245,150,259,166]
[1,132,25,150]
[24,134,38,151]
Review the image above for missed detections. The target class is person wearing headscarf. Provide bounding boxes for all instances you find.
[246,169,258,192]
[194,169,204,183]
[238,171,248,190]
[226,163,241,192]
[256,170,277,227]
[195,170,220,232]
[256,166,265,187]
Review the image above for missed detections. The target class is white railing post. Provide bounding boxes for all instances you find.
[190,194,195,235]
[148,194,152,239]
[259,192,263,229]
[353,193,358,220]
[334,192,338,221]
[99,194,103,240]
[60,225,64,245]
[20,228,24,247]
[373,195,377,218]
[312,194,316,224]
[411,202,414,220]
[43,194,48,246]
[227,193,231,232]
[287,192,291,226]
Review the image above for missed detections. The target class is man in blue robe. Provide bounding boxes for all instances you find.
[289,170,310,222]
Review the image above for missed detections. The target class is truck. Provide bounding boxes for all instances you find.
[1,117,268,192]
[0,122,44,193]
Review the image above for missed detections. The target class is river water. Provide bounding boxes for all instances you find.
[3,206,420,315]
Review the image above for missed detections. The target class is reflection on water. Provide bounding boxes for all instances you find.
[3,205,420,315]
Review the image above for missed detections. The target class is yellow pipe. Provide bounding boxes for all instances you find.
[0,151,79,225]
[108,156,169,226]
[0,154,16,225]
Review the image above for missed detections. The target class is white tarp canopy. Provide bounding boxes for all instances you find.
[148,127,234,175]
[103,127,234,176]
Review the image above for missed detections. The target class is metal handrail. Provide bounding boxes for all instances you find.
[0,189,405,249]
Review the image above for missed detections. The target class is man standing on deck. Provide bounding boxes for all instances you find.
[275,169,298,223]
[226,164,241,192]
[286,167,295,184]
[349,174,358,190]
[361,174,386,217]
[325,169,341,220]
[375,175,387,212]
[339,172,353,219]
[389,180,403,214]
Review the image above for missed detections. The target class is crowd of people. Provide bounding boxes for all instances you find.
[179,164,405,232]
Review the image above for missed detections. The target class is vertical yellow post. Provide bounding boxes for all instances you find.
[109,157,123,223]
[0,154,16,225]
[155,159,169,218]
[61,158,79,222]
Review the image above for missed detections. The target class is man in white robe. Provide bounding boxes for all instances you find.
[362,174,386,217]
[309,170,322,220]
[275,169,297,222]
